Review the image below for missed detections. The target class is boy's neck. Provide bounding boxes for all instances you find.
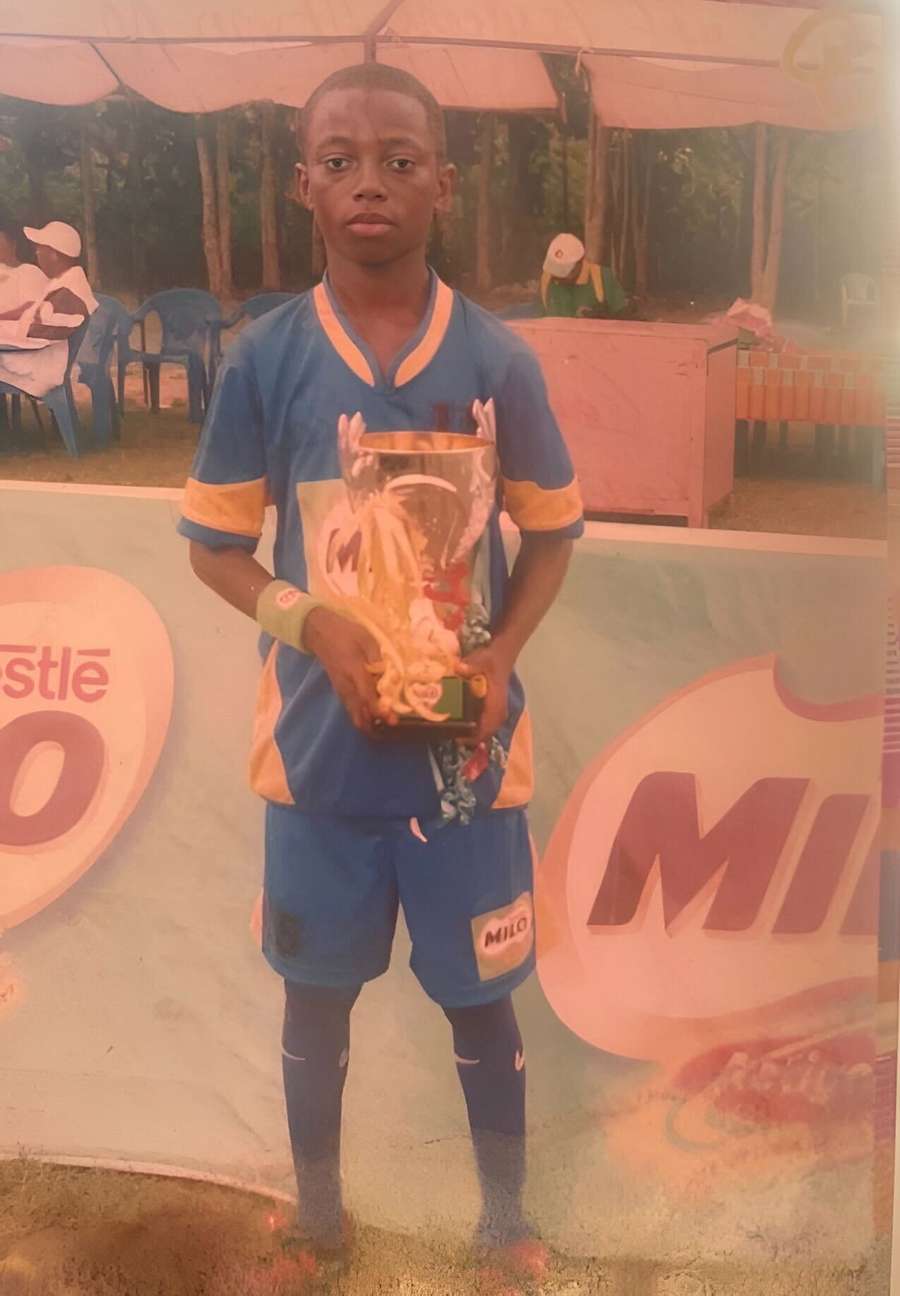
[326,251,431,323]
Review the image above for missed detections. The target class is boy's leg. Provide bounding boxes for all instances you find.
[442,994,528,1248]
[262,806,398,1250]
[282,978,362,1250]
[395,808,540,1261]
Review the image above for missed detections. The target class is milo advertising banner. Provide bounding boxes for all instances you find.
[0,483,888,1277]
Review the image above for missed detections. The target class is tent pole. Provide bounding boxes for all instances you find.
[875,0,900,1279]
[750,123,767,302]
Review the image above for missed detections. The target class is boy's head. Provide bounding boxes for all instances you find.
[24,221,82,278]
[296,64,454,270]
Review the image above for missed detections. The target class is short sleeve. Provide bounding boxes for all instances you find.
[18,264,48,303]
[177,341,268,552]
[495,345,584,539]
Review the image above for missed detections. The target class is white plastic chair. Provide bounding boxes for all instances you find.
[840,273,879,330]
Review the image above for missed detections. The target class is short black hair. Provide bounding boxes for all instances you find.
[298,63,446,161]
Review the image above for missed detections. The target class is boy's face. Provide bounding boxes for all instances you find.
[35,245,63,277]
[297,87,454,269]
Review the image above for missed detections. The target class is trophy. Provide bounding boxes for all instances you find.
[334,401,498,739]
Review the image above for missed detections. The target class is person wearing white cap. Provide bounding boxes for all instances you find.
[0,220,97,399]
[539,233,629,320]
[0,220,48,315]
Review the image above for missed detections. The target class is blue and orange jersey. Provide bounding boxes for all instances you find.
[178,271,583,819]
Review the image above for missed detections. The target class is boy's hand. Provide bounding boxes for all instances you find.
[457,641,515,745]
[302,606,393,737]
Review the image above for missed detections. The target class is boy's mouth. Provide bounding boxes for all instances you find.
[347,212,396,235]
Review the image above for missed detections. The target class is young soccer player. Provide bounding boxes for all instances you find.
[178,64,583,1286]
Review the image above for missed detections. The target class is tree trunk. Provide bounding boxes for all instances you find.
[80,116,99,286]
[751,123,768,301]
[618,130,632,284]
[128,103,147,296]
[635,136,654,298]
[811,174,822,311]
[584,110,597,253]
[476,113,495,295]
[195,117,224,299]
[25,159,48,227]
[584,113,609,264]
[505,116,542,280]
[560,127,569,230]
[216,113,233,298]
[260,103,281,290]
[608,131,623,275]
[760,130,790,311]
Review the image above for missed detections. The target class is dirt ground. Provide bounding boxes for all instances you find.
[0,1159,886,1296]
[0,368,885,543]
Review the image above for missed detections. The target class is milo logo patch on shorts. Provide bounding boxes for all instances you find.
[471,892,534,981]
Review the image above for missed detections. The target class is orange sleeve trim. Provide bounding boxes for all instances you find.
[394,278,454,388]
[494,708,534,810]
[248,643,294,806]
[501,475,583,532]
[313,282,375,388]
[182,475,267,538]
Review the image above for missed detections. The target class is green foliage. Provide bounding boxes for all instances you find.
[0,87,886,317]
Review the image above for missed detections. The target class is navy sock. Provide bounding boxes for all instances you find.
[281,979,362,1248]
[443,996,528,1247]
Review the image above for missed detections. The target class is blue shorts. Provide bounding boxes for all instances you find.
[262,805,535,1007]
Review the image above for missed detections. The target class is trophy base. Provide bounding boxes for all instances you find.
[373,676,483,742]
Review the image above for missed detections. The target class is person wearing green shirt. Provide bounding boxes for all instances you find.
[540,233,629,319]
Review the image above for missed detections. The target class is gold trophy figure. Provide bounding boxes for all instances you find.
[333,402,498,737]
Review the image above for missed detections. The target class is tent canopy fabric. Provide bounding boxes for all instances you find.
[583,52,877,131]
[0,0,882,123]
[0,39,559,113]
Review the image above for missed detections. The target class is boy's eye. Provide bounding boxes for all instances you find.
[388,158,415,173]
[324,157,351,172]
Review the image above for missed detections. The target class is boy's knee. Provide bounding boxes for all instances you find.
[443,996,522,1068]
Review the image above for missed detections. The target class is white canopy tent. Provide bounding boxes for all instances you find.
[0,1,888,298]
[0,39,559,113]
[583,53,878,131]
[0,0,884,120]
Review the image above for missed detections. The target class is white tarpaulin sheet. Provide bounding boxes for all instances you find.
[0,0,882,119]
[0,36,558,112]
[584,52,877,130]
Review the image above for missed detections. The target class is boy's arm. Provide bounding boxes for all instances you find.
[188,541,387,735]
[458,532,573,743]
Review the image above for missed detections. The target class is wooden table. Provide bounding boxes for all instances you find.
[509,318,739,528]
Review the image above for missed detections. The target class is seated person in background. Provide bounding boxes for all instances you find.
[0,221,97,398]
[540,233,630,320]
[0,220,47,313]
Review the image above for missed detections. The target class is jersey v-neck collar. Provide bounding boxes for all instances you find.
[312,268,455,391]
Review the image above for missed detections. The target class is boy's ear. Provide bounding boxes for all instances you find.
[435,161,456,217]
[296,162,313,212]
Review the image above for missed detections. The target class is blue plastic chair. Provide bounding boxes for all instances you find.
[208,292,296,385]
[118,289,221,424]
[0,318,90,456]
[77,294,131,448]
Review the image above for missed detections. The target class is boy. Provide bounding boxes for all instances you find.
[179,65,583,1286]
